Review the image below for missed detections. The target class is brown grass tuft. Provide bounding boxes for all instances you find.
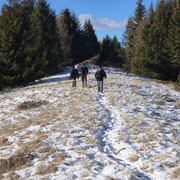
[175,100,180,109]
[128,155,139,162]
[17,100,49,110]
[0,138,11,146]
[6,171,21,180]
[154,100,165,106]
[171,166,180,179]
[0,175,4,180]
[0,152,35,174]
[52,153,66,165]
[117,148,126,154]
[36,163,58,175]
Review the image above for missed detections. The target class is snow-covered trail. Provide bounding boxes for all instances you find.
[90,68,180,180]
[90,78,152,180]
[0,66,179,180]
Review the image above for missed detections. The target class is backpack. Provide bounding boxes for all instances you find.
[81,66,88,76]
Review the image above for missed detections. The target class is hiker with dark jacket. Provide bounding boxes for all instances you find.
[70,65,79,87]
[80,64,88,87]
[95,65,107,93]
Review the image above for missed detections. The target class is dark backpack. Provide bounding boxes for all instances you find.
[81,66,88,76]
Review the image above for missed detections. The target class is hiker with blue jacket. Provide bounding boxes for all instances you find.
[95,65,107,93]
[80,64,88,88]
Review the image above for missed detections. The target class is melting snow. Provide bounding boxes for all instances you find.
[0,66,179,180]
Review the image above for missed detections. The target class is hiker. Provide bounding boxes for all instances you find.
[95,65,107,93]
[70,65,79,87]
[80,64,88,87]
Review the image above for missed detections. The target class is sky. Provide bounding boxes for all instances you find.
[0,0,157,41]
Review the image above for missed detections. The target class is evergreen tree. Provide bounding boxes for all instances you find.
[82,19,99,60]
[56,11,73,66]
[29,0,62,79]
[166,0,180,81]
[99,35,123,67]
[0,54,4,90]
[0,1,34,87]
[152,0,174,79]
[111,36,124,66]
[131,2,156,76]
[57,8,83,65]
[99,35,113,65]
[0,0,62,88]
[122,17,135,71]
[131,0,147,74]
[133,0,147,27]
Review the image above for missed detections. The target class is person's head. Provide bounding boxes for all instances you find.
[75,65,78,69]
[98,65,102,70]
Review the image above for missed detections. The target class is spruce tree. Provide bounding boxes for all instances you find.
[0,1,34,87]
[57,8,83,65]
[133,0,147,27]
[99,35,113,65]
[29,0,62,79]
[56,11,73,66]
[82,19,99,60]
[99,35,123,66]
[131,2,156,77]
[152,0,174,80]
[166,0,180,81]
[111,36,124,66]
[122,17,135,71]
[131,0,147,74]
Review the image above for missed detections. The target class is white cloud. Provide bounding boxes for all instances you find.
[78,14,127,30]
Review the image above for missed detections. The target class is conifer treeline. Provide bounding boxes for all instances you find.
[0,0,100,90]
[123,0,180,82]
[0,0,179,90]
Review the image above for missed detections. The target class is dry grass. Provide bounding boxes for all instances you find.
[137,133,157,144]
[0,151,35,174]
[130,88,138,94]
[128,155,139,162]
[17,100,49,110]
[16,138,43,155]
[154,100,165,106]
[171,166,180,179]
[0,175,4,180]
[118,134,125,141]
[39,146,56,161]
[85,137,96,145]
[0,138,11,146]
[52,153,66,165]
[116,148,126,154]
[36,163,58,175]
[38,147,51,154]
[108,96,117,106]
[164,161,177,168]
[6,171,21,180]
[141,163,154,173]
[174,100,180,109]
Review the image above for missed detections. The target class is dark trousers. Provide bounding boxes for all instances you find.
[72,79,77,87]
[82,75,87,87]
[97,80,103,92]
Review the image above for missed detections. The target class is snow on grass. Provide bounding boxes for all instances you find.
[0,67,179,180]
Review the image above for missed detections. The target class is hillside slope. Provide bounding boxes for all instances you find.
[0,67,180,180]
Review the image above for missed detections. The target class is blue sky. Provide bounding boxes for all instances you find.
[0,0,157,41]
